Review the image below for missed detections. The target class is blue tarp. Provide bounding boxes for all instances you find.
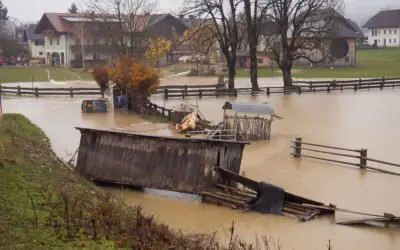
[223,102,275,115]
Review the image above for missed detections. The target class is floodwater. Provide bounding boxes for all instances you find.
[3,88,400,250]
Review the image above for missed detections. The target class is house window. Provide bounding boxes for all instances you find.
[389,39,391,44]
[384,30,386,34]
[50,38,53,45]
[258,58,264,64]
[395,30,397,34]
[56,38,60,45]
[39,52,43,56]
[390,30,392,34]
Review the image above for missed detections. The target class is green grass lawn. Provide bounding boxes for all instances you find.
[237,48,400,78]
[160,64,193,77]
[0,67,93,83]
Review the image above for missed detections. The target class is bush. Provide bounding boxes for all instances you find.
[92,66,110,94]
[109,56,160,95]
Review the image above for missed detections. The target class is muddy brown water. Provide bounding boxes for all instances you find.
[3,89,400,250]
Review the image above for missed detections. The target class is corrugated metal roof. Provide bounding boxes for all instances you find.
[223,102,275,115]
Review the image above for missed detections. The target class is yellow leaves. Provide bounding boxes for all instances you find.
[144,38,173,66]
[183,24,216,54]
[108,55,160,94]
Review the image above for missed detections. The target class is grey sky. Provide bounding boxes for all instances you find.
[2,0,400,25]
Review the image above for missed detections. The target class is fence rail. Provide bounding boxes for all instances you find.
[155,77,400,99]
[290,137,400,176]
[0,85,102,97]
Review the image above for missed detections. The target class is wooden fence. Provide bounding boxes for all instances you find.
[156,77,400,99]
[290,138,400,176]
[0,85,102,97]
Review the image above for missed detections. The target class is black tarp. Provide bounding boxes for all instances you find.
[248,182,285,214]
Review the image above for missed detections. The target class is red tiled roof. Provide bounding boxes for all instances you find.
[35,13,89,34]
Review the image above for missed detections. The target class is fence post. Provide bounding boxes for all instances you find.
[182,90,185,99]
[70,87,74,97]
[309,81,312,89]
[292,137,302,158]
[297,86,302,94]
[35,87,39,97]
[184,85,188,96]
[360,149,368,168]
[354,82,357,91]
[199,89,203,98]
[381,77,385,90]
[234,89,238,97]
[17,85,21,96]
[359,78,363,89]
[164,89,169,100]
[266,87,270,96]
[168,110,171,121]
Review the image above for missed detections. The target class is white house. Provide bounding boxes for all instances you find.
[34,13,189,68]
[363,9,400,47]
[23,24,45,59]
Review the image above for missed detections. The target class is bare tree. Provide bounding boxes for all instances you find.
[70,21,91,68]
[263,0,344,88]
[183,0,245,89]
[85,0,157,56]
[242,0,271,90]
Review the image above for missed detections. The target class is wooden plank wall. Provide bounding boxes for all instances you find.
[75,128,247,194]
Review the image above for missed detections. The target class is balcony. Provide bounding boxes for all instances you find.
[70,44,147,54]
[70,44,117,53]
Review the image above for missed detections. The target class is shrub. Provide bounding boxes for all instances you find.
[92,66,110,94]
[109,56,160,95]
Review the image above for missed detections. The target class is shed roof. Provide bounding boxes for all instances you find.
[223,102,275,115]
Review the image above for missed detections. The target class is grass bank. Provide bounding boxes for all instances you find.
[237,48,400,78]
[0,67,93,83]
[0,114,258,249]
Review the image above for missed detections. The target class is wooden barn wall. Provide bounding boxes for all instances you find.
[75,129,246,194]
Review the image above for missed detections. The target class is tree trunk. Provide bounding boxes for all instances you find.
[249,47,259,90]
[227,61,236,89]
[282,66,293,88]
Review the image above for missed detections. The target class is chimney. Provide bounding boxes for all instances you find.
[179,14,184,20]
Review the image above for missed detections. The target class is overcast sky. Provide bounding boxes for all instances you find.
[3,0,400,25]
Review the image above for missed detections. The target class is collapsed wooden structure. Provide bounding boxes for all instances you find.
[201,168,335,221]
[75,127,247,194]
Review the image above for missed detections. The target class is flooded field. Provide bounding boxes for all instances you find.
[3,89,400,250]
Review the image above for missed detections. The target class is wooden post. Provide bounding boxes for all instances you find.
[292,137,302,158]
[327,85,330,93]
[184,85,188,96]
[359,78,362,89]
[168,110,171,121]
[164,89,169,100]
[297,86,302,94]
[70,87,74,97]
[35,87,39,97]
[266,87,270,96]
[199,89,202,98]
[182,90,185,99]
[234,89,238,97]
[17,85,21,96]
[309,81,312,89]
[360,149,368,168]
[380,77,385,90]
[354,83,357,91]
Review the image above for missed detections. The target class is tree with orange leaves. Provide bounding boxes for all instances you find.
[108,55,160,95]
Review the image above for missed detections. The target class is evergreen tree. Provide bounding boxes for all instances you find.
[0,0,9,22]
[68,3,78,14]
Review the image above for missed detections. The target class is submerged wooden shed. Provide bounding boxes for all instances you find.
[222,102,279,141]
[75,128,247,194]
